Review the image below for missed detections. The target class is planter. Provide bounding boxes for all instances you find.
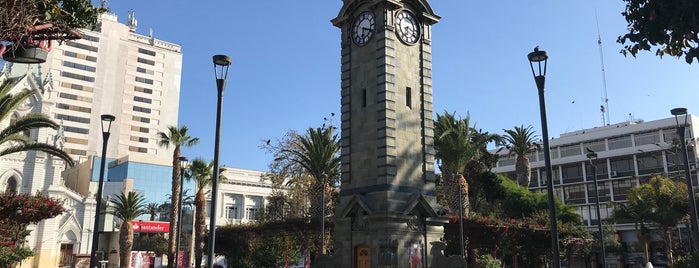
[2,43,48,64]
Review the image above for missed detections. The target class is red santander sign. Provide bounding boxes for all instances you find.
[131,221,170,233]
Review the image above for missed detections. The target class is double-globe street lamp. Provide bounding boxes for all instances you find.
[175,156,189,268]
[586,150,606,268]
[528,47,561,268]
[89,114,116,268]
[207,54,232,268]
[671,107,699,253]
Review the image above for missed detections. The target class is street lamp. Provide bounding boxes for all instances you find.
[208,54,231,268]
[320,173,327,254]
[586,150,606,268]
[90,114,115,268]
[528,47,561,268]
[175,156,188,268]
[671,107,699,252]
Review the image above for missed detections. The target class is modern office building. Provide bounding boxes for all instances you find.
[492,115,698,266]
[0,9,183,267]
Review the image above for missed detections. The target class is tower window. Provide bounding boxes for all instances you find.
[5,176,18,195]
[406,87,412,108]
[362,89,367,107]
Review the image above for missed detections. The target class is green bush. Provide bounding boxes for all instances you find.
[477,253,502,268]
[675,253,699,268]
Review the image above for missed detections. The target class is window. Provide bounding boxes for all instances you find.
[57,103,91,113]
[245,207,258,220]
[561,163,583,183]
[128,146,148,153]
[583,139,606,152]
[406,87,412,108]
[63,51,97,62]
[130,126,149,133]
[588,181,610,202]
[559,144,581,157]
[608,135,632,150]
[134,86,153,94]
[132,116,150,123]
[636,153,664,175]
[55,114,90,124]
[138,48,156,56]
[65,137,88,145]
[63,61,96,72]
[82,34,100,42]
[563,184,586,204]
[65,41,98,52]
[634,131,660,146]
[135,77,154,85]
[136,67,155,75]
[137,57,155,65]
[133,106,151,114]
[66,148,87,155]
[59,93,92,102]
[362,89,367,107]
[5,176,17,194]
[61,71,95,82]
[609,156,635,177]
[64,126,89,134]
[134,96,152,104]
[60,82,94,92]
[612,179,635,201]
[227,206,239,219]
[130,136,149,143]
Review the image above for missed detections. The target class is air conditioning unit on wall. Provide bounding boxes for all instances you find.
[610,171,617,177]
[691,164,697,171]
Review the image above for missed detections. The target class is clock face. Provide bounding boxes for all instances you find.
[395,10,420,44]
[352,11,375,46]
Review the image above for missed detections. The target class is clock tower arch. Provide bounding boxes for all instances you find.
[327,1,446,267]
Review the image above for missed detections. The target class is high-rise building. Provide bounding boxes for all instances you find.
[0,11,183,268]
[492,115,698,266]
[5,11,182,163]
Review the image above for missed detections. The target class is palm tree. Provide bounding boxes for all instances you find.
[187,158,226,268]
[283,126,340,219]
[0,79,74,165]
[157,125,199,268]
[502,125,540,187]
[146,202,159,221]
[433,111,478,215]
[108,191,147,268]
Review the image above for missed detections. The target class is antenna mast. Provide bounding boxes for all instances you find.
[596,11,610,126]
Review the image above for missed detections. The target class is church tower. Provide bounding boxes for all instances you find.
[330,1,444,267]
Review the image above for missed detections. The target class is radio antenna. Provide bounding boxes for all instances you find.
[596,10,610,126]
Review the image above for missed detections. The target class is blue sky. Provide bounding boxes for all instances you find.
[104,1,698,172]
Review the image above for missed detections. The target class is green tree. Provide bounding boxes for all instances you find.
[617,0,699,63]
[108,191,147,268]
[613,175,688,265]
[133,234,168,256]
[157,125,199,268]
[434,111,479,215]
[501,125,540,187]
[0,0,106,44]
[187,158,226,268]
[0,79,74,165]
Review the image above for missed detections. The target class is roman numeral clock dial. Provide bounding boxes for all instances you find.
[352,11,375,46]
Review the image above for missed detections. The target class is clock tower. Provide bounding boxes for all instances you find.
[329,1,444,267]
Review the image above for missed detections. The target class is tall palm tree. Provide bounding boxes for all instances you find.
[187,158,226,268]
[283,126,340,219]
[157,125,199,268]
[502,125,540,187]
[433,111,478,215]
[0,79,74,165]
[108,191,147,268]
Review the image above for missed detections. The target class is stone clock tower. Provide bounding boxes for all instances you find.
[328,1,445,267]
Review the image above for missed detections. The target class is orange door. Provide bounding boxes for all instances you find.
[355,245,370,268]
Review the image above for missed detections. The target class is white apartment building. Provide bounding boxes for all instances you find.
[207,167,275,227]
[492,115,698,266]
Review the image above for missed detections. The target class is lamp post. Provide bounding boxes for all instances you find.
[671,107,699,252]
[89,114,115,268]
[207,54,231,268]
[320,173,327,255]
[528,47,561,268]
[175,157,188,268]
[586,150,606,268]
